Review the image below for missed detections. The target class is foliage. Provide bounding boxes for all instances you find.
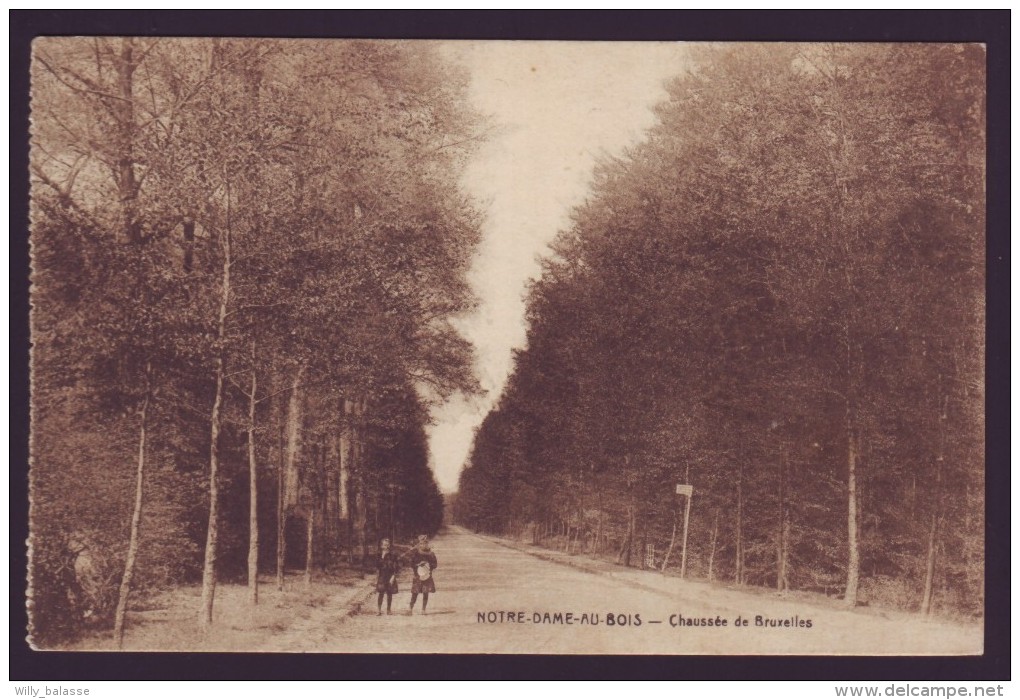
[30,38,481,644]
[456,44,984,616]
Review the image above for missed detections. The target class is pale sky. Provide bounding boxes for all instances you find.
[427,41,691,492]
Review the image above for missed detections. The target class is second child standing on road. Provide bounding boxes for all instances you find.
[375,538,399,615]
[406,534,438,615]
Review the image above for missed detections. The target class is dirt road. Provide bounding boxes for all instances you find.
[258,527,980,655]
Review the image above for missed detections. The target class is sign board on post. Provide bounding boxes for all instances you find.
[675,484,693,497]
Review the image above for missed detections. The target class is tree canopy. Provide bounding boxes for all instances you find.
[30,38,482,645]
[457,44,984,617]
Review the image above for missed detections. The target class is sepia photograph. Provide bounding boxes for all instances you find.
[26,33,988,658]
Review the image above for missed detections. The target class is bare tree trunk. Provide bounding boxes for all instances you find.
[578,500,585,552]
[275,364,306,588]
[304,507,315,586]
[283,365,306,509]
[661,509,679,573]
[563,509,571,553]
[83,54,148,636]
[827,78,864,605]
[616,518,630,565]
[779,518,791,592]
[844,431,861,606]
[324,451,337,562]
[618,505,635,567]
[338,400,352,563]
[354,429,367,565]
[628,508,637,567]
[735,461,744,585]
[777,446,789,593]
[346,518,355,565]
[356,486,367,566]
[200,205,232,628]
[353,398,369,567]
[374,492,380,534]
[276,414,285,591]
[640,518,648,570]
[113,363,150,648]
[707,508,719,581]
[247,341,259,605]
[680,494,693,578]
[920,511,938,615]
[114,38,140,244]
[921,389,947,615]
[338,431,351,518]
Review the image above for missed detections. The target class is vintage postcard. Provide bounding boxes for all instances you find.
[28,37,985,655]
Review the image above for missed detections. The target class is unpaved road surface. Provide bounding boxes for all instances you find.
[261,527,981,655]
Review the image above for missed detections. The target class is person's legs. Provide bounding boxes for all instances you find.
[409,591,418,611]
[422,592,429,614]
[377,592,384,614]
[385,592,393,613]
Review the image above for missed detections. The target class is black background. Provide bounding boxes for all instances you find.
[10,10,1010,681]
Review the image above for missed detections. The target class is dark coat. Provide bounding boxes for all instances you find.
[375,551,399,594]
[407,547,438,594]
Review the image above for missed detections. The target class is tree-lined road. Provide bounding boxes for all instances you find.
[261,527,980,655]
[29,40,986,654]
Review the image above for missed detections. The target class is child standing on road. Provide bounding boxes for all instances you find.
[406,534,438,615]
[375,538,399,615]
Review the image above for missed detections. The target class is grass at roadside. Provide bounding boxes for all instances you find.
[66,569,373,651]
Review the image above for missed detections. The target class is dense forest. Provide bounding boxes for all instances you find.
[456,44,985,617]
[30,39,479,646]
